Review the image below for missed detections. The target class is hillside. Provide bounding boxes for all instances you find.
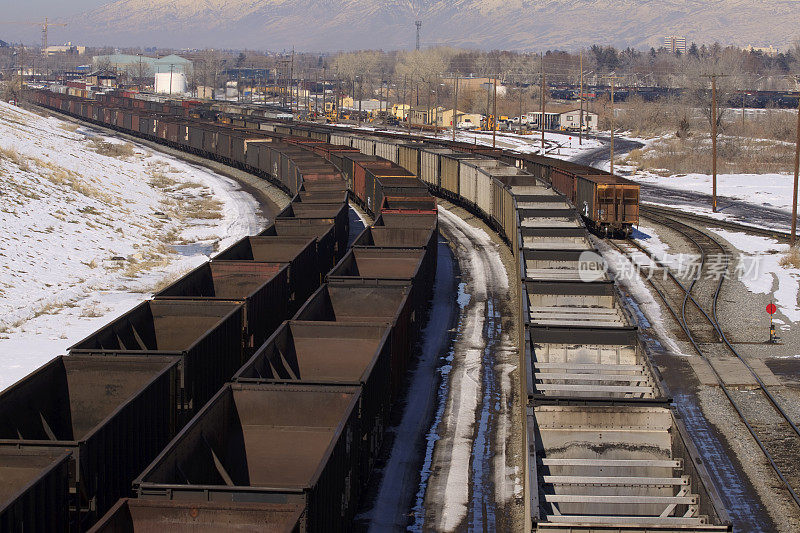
[61,0,800,50]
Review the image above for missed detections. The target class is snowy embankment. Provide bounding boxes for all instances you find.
[0,102,265,389]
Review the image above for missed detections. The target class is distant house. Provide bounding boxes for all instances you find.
[559,110,598,132]
[85,70,117,88]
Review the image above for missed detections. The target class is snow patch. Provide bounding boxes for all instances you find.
[0,101,265,389]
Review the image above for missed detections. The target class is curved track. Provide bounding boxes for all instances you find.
[610,209,800,513]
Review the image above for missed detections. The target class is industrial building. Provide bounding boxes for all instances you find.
[91,54,193,75]
[44,42,86,56]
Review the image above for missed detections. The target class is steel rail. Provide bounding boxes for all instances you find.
[641,204,792,242]
[609,212,800,509]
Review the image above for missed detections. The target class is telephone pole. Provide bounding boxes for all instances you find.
[492,77,498,148]
[540,54,546,152]
[579,50,584,145]
[791,77,800,245]
[605,75,623,176]
[453,74,459,141]
[702,73,729,212]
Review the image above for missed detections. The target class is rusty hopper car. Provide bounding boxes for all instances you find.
[551,169,639,237]
[0,449,71,533]
[135,383,362,533]
[0,355,180,529]
[575,174,639,237]
[89,499,305,532]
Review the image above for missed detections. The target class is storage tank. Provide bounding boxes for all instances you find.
[154,72,187,94]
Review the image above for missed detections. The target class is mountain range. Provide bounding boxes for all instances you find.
[49,0,800,51]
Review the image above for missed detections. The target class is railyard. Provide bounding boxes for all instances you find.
[0,83,797,533]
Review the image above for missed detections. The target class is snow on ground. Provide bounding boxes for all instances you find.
[629,170,796,213]
[337,122,601,159]
[592,237,688,356]
[0,101,265,389]
[707,229,800,325]
[423,206,513,531]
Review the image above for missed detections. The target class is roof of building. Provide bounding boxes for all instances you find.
[93,54,192,73]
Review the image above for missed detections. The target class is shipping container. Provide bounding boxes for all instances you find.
[0,355,179,529]
[0,449,71,533]
[214,236,320,308]
[69,300,243,418]
[89,499,305,533]
[135,383,362,532]
[234,321,392,480]
[153,261,290,351]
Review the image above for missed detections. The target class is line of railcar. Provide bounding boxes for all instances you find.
[6,88,729,532]
[289,124,731,531]
[5,89,438,532]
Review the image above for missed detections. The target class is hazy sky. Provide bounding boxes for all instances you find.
[13,0,108,19]
[3,0,108,43]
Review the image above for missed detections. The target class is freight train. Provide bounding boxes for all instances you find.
[0,88,730,532]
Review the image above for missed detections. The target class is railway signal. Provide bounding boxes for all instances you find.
[767,303,778,343]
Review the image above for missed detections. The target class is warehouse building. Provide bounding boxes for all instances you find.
[92,54,193,75]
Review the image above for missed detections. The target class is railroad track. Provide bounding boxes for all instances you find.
[610,210,800,511]
[640,203,792,242]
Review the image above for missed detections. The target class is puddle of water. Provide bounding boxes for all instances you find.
[171,242,214,256]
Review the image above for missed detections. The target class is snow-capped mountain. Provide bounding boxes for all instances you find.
[62,0,799,50]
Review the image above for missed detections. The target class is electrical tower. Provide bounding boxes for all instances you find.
[415,20,422,51]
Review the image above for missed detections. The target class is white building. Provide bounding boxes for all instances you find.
[559,110,598,132]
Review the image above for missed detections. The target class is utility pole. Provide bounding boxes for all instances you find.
[792,78,800,245]
[493,77,498,148]
[453,74,459,141]
[435,83,440,135]
[605,75,623,176]
[402,75,408,129]
[579,50,584,145]
[702,73,729,212]
[169,64,174,95]
[289,49,295,112]
[540,54,546,152]
[518,83,523,133]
